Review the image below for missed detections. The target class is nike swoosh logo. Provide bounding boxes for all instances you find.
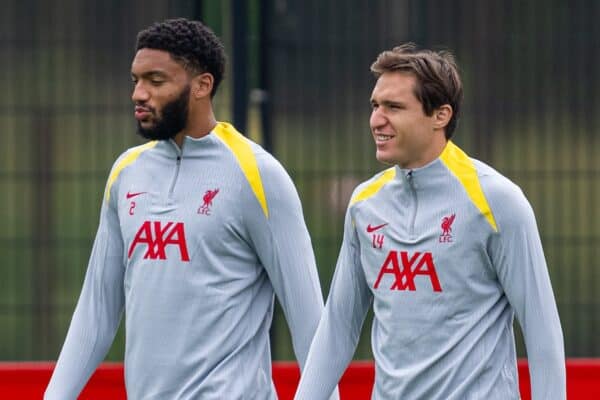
[366,223,388,233]
[126,191,147,199]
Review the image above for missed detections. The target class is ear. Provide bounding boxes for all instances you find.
[191,72,214,99]
[433,104,453,130]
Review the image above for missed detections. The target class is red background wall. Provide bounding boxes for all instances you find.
[1,360,598,399]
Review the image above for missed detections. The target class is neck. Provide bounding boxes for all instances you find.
[398,133,448,170]
[173,109,217,148]
[420,136,448,167]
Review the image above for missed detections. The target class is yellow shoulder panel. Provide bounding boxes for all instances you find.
[105,141,158,202]
[439,141,498,231]
[349,167,396,206]
[213,122,269,218]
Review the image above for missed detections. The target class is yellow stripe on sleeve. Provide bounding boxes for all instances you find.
[105,141,158,202]
[213,122,269,218]
[349,167,396,206]
[439,141,498,231]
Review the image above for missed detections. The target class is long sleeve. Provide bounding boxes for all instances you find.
[489,186,566,400]
[294,206,373,400]
[45,176,126,399]
[244,155,329,369]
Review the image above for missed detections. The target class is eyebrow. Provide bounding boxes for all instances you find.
[371,99,406,107]
[131,70,168,79]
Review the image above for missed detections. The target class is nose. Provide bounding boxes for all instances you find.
[132,81,150,103]
[370,107,386,130]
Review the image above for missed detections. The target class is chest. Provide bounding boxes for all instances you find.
[115,165,243,263]
[354,193,497,299]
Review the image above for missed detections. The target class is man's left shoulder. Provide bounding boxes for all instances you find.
[213,121,291,184]
[472,159,524,200]
[472,159,535,228]
[248,142,291,179]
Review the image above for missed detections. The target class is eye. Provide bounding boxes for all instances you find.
[388,103,405,111]
[150,79,165,86]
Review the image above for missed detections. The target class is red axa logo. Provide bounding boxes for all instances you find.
[374,251,442,292]
[128,221,190,261]
[198,188,220,215]
[439,214,456,243]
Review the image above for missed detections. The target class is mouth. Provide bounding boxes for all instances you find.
[374,133,394,143]
[134,105,153,121]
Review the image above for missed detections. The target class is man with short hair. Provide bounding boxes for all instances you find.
[45,18,333,399]
[295,43,565,399]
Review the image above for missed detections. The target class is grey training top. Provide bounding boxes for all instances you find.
[295,141,565,400]
[45,122,331,399]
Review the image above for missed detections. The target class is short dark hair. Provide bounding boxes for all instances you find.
[371,43,463,139]
[136,18,226,98]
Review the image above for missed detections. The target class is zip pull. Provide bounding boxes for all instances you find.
[405,170,417,238]
[406,170,415,186]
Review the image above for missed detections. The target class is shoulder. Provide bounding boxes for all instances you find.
[473,158,527,207]
[212,121,282,171]
[109,141,159,173]
[473,158,536,232]
[348,167,396,209]
[212,122,297,217]
[105,141,159,202]
[212,121,292,183]
[215,122,294,182]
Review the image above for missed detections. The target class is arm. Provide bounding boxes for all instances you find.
[44,175,126,399]
[244,156,327,369]
[294,206,373,400]
[489,187,566,400]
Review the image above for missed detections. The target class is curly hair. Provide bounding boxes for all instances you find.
[371,43,463,139]
[136,18,226,98]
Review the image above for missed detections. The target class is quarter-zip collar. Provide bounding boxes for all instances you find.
[394,143,452,190]
[160,132,221,201]
[393,143,452,239]
[166,132,220,156]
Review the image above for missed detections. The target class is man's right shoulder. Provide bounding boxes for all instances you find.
[105,141,159,202]
[348,167,396,208]
[116,140,159,161]
[110,141,159,169]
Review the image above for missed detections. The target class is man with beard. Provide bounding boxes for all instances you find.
[45,18,335,400]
